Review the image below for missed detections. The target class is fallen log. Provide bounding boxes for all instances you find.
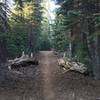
[58,57,87,74]
[10,58,38,69]
[8,54,38,70]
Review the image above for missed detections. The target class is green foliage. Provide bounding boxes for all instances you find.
[5,0,43,58]
[39,18,52,50]
[7,35,27,58]
[73,43,89,64]
[52,32,68,51]
[53,0,97,65]
[51,13,69,51]
[40,39,51,50]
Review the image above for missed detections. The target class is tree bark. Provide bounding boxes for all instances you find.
[94,35,100,79]
[69,28,76,58]
[0,35,8,85]
[0,0,8,85]
[94,0,100,79]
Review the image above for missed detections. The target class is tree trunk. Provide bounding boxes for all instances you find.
[27,23,34,55]
[0,37,8,85]
[69,28,76,58]
[93,0,100,79]
[0,0,8,85]
[94,35,100,79]
[80,16,94,76]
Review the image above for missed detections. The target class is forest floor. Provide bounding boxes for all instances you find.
[0,51,100,100]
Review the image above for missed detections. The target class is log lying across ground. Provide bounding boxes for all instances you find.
[8,55,38,70]
[58,57,87,74]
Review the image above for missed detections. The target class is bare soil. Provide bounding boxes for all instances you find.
[0,51,100,100]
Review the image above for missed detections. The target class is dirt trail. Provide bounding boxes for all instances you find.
[39,51,58,100]
[0,51,100,100]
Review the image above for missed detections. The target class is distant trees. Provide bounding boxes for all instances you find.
[26,0,42,54]
[40,18,52,50]
[7,0,43,57]
[53,0,100,79]
[52,14,68,51]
